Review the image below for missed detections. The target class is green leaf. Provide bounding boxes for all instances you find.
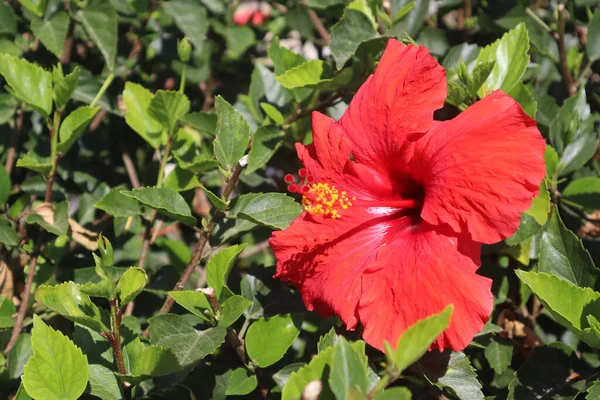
[77,0,117,71]
[35,282,109,334]
[165,166,202,192]
[246,314,302,368]
[30,11,69,58]
[240,273,270,319]
[484,337,513,375]
[53,66,80,111]
[588,379,600,399]
[516,270,600,347]
[162,0,209,49]
[420,351,484,400]
[330,8,378,69]
[213,96,250,173]
[22,315,89,400]
[385,305,453,373]
[476,23,529,95]
[587,10,600,61]
[8,334,32,380]
[0,219,19,247]
[0,296,16,329]
[95,185,142,217]
[236,193,302,230]
[374,387,412,400]
[19,0,46,17]
[524,181,550,225]
[200,185,228,211]
[14,383,32,400]
[247,125,283,175]
[168,290,214,322]
[0,53,52,116]
[218,295,252,328]
[467,60,495,96]
[87,364,123,400]
[539,208,597,288]
[318,328,338,353]
[148,314,226,367]
[226,368,258,396]
[0,165,10,205]
[117,337,182,383]
[268,37,307,75]
[121,187,197,226]
[181,112,217,135]
[260,103,284,125]
[563,177,600,211]
[147,90,190,135]
[206,244,247,300]
[276,59,326,88]
[122,82,163,148]
[16,151,51,175]
[26,201,69,237]
[116,267,147,306]
[508,82,537,119]
[329,337,369,399]
[0,1,17,35]
[222,25,256,59]
[57,105,101,153]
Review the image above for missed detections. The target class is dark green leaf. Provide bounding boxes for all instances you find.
[236,193,302,230]
[374,387,412,400]
[26,201,69,237]
[329,337,369,399]
[0,296,16,329]
[162,0,208,48]
[213,96,250,173]
[247,126,283,175]
[30,12,69,58]
[421,351,484,400]
[563,177,600,210]
[330,8,377,69]
[484,337,513,375]
[0,1,17,35]
[587,10,600,61]
[95,185,142,217]
[77,0,117,71]
[121,187,197,226]
[117,337,182,383]
[8,334,32,379]
[53,66,80,111]
[87,364,122,400]
[0,165,11,206]
[0,219,19,247]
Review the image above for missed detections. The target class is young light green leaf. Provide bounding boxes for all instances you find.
[588,379,600,399]
[260,103,285,125]
[213,96,250,173]
[226,368,258,396]
[385,305,453,373]
[95,185,142,217]
[122,82,163,148]
[181,111,217,135]
[236,193,302,230]
[147,90,190,135]
[121,187,197,226]
[508,82,537,119]
[329,337,369,399]
[22,315,89,400]
[587,10,600,61]
[148,314,226,367]
[562,177,600,211]
[53,66,80,110]
[30,11,69,58]
[476,23,529,95]
[516,270,600,347]
[206,244,247,300]
[16,151,51,175]
[168,290,214,322]
[246,314,302,368]
[19,0,46,17]
[247,125,283,174]
[14,382,32,400]
[318,328,338,353]
[276,59,326,88]
[57,105,101,153]
[35,282,109,334]
[117,337,182,384]
[200,185,228,210]
[330,8,378,69]
[116,267,147,306]
[77,0,117,71]
[524,180,549,225]
[539,208,597,288]
[218,295,252,328]
[0,53,52,116]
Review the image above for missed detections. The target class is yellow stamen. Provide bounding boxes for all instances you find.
[301,183,354,219]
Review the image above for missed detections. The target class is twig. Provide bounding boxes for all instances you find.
[45,110,62,202]
[284,94,342,126]
[305,5,330,45]
[157,162,245,315]
[5,109,23,175]
[556,4,576,97]
[240,240,271,259]
[119,140,141,189]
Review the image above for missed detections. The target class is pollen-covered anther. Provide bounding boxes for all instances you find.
[300,182,353,219]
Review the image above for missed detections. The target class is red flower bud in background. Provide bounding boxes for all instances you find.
[233,0,271,26]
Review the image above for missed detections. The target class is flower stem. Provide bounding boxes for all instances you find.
[156,136,174,188]
[91,73,115,108]
[109,299,127,376]
[179,64,187,94]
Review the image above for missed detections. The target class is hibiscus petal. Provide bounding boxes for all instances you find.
[411,91,547,244]
[338,40,446,171]
[359,222,493,351]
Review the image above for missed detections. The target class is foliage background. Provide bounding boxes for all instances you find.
[0,0,599,399]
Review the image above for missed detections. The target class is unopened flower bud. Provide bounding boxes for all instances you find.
[177,37,192,62]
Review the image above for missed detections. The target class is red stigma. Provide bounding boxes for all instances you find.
[298,168,308,178]
[307,176,315,183]
[284,174,295,183]
[287,184,299,193]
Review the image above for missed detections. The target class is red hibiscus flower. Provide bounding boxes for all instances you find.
[269,39,546,351]
[233,0,271,26]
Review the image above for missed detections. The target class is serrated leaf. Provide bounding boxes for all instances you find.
[16,151,51,175]
[117,337,182,384]
[147,90,190,135]
[318,328,339,353]
[168,290,214,322]
[276,59,326,88]
[236,193,302,230]
[563,177,600,211]
[162,0,209,49]
[35,282,109,333]
[206,244,247,300]
[30,11,69,58]
[26,201,69,236]
[0,53,52,116]
[246,313,302,368]
[148,314,226,367]
[57,105,101,153]
[53,66,80,110]
[240,273,270,319]
[165,166,202,192]
[385,305,453,373]
[588,379,600,399]
[95,185,142,217]
[181,111,217,135]
[22,315,89,400]
[508,82,537,119]
[484,337,513,375]
[247,125,283,175]
[122,82,163,148]
[77,0,117,71]
[467,60,495,96]
[516,270,600,347]
[476,23,529,95]
[421,351,484,400]
[121,187,197,226]
[330,337,369,399]
[213,96,250,172]
[226,368,258,396]
[87,364,122,400]
[218,295,252,328]
[116,267,147,306]
[539,208,597,288]
[330,8,378,69]
[524,180,549,225]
